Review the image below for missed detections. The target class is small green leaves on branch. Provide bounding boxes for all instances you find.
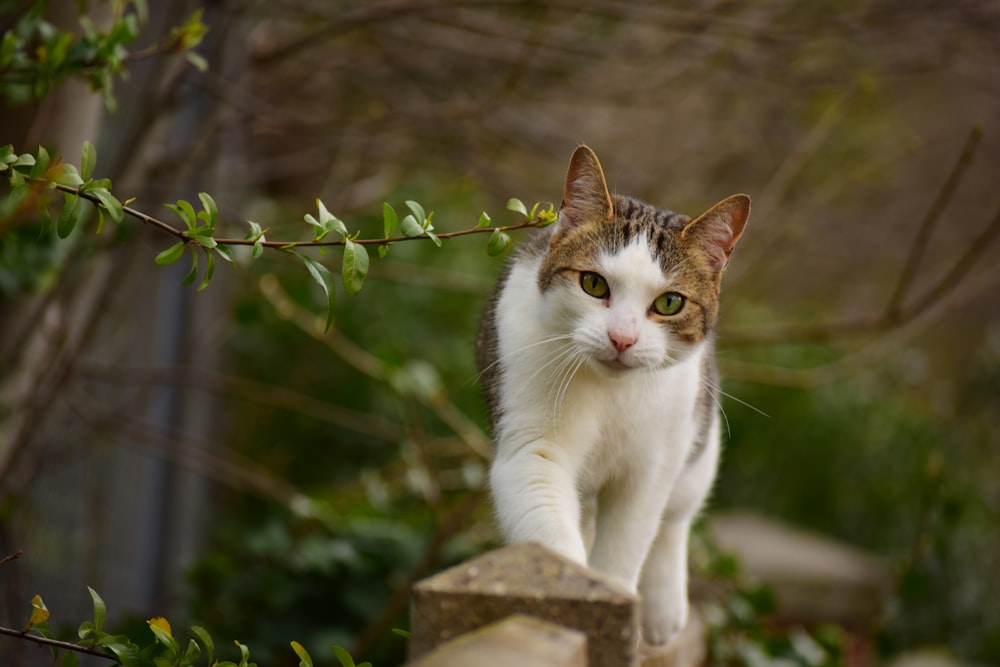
[8,587,298,667]
[0,1,207,109]
[304,199,348,242]
[3,142,558,328]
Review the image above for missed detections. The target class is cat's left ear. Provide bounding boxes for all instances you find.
[681,194,751,271]
[554,145,614,241]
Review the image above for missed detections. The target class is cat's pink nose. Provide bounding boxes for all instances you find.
[609,331,636,352]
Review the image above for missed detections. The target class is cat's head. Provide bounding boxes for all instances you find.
[537,145,749,375]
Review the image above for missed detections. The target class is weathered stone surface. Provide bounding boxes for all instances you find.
[410,542,638,667]
[709,511,890,626]
[405,614,587,667]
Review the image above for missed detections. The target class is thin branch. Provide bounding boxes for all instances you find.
[883,125,983,321]
[46,180,547,249]
[720,267,999,387]
[0,550,23,566]
[0,626,115,662]
[721,126,987,348]
[67,397,308,509]
[259,275,493,459]
[901,196,1000,318]
[75,361,407,443]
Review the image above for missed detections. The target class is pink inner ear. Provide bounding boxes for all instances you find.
[560,145,614,226]
[682,194,750,269]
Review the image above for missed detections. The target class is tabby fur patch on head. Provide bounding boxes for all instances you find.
[538,145,748,352]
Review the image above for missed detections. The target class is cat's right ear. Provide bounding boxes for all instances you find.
[553,145,614,242]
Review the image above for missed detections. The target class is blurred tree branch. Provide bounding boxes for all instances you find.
[721,127,998,361]
[258,274,492,459]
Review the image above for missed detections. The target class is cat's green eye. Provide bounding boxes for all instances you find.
[652,292,685,316]
[580,271,610,299]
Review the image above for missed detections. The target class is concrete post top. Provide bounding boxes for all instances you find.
[414,541,634,603]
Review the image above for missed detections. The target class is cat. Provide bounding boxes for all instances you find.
[476,145,749,646]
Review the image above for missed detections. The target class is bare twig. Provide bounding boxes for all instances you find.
[68,398,308,509]
[0,550,23,566]
[884,126,983,321]
[720,267,1000,386]
[259,274,493,459]
[75,361,407,443]
[721,126,989,349]
[0,626,115,662]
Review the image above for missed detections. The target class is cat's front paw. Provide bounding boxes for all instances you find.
[640,593,689,646]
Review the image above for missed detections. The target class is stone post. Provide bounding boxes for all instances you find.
[409,542,638,667]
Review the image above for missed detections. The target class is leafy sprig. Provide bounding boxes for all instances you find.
[0,0,207,109]
[2,143,558,330]
[4,587,372,667]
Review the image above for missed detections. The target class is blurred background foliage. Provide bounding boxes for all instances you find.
[2,1,999,665]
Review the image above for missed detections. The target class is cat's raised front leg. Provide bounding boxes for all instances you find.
[637,516,694,646]
[489,442,588,565]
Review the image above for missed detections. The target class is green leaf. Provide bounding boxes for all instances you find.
[425,229,442,248]
[77,620,95,640]
[400,214,423,238]
[62,648,79,667]
[147,617,179,654]
[184,226,217,249]
[332,646,356,667]
[383,202,398,238]
[291,251,336,331]
[487,229,512,256]
[197,250,215,292]
[191,626,215,665]
[198,192,218,226]
[50,163,84,188]
[234,640,251,667]
[405,200,426,224]
[58,193,81,238]
[155,242,186,266]
[316,199,348,236]
[245,219,263,239]
[290,641,314,667]
[91,188,124,223]
[81,141,97,181]
[28,595,49,629]
[185,51,208,72]
[168,199,198,230]
[252,239,264,259]
[391,628,411,639]
[506,197,528,217]
[12,153,36,169]
[83,178,112,191]
[182,248,199,286]
[214,243,235,266]
[29,146,50,181]
[87,587,106,634]
[477,211,491,228]
[341,239,369,296]
[180,638,202,664]
[305,206,347,242]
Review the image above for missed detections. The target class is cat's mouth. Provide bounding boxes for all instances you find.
[597,356,635,372]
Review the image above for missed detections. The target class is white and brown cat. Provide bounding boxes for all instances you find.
[477,145,749,646]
